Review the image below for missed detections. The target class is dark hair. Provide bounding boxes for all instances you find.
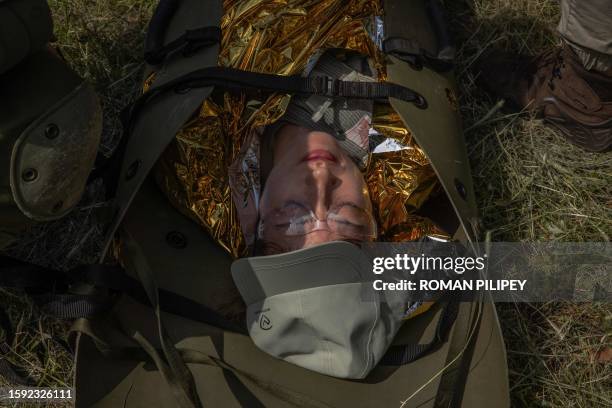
[253,238,365,257]
[253,239,285,256]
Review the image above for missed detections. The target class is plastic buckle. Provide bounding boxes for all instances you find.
[324,77,337,97]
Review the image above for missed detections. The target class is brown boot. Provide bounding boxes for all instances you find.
[479,44,612,152]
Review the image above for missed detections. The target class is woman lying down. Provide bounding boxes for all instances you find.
[153,51,448,379]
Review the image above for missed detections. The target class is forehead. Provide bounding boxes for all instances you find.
[264,230,344,253]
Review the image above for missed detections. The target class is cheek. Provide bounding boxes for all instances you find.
[260,165,293,210]
[340,167,372,207]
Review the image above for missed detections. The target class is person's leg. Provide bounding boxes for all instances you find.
[478,0,612,152]
[558,0,612,73]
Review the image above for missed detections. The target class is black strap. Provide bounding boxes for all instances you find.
[144,0,222,65]
[92,65,428,199]
[145,26,221,66]
[0,255,243,333]
[0,257,117,331]
[144,0,221,65]
[380,301,458,366]
[71,263,244,333]
[124,66,427,131]
[140,67,426,105]
[0,256,66,289]
[93,66,427,197]
[144,0,181,63]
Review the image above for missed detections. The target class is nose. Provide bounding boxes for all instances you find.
[307,161,339,219]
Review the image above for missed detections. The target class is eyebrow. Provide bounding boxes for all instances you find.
[282,200,309,211]
[274,200,368,214]
[335,201,368,213]
[260,200,308,222]
[262,200,371,231]
[330,201,371,227]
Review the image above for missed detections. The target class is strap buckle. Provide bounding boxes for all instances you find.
[320,77,338,97]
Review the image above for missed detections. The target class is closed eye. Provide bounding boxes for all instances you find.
[267,200,310,228]
[275,214,313,229]
[328,214,367,230]
[330,201,372,229]
[282,200,309,211]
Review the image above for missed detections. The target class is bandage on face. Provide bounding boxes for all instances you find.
[258,201,377,240]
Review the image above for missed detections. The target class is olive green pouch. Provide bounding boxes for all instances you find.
[0,48,102,249]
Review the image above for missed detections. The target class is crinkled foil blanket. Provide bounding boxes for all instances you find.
[154,0,448,258]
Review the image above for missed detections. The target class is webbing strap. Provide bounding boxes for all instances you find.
[123,66,427,132]
[0,254,242,390]
[0,256,65,289]
[0,257,115,319]
[74,335,332,408]
[145,26,221,65]
[0,256,116,322]
[33,294,113,319]
[73,312,332,408]
[122,230,202,408]
[0,255,242,333]
[380,301,459,366]
[144,0,222,65]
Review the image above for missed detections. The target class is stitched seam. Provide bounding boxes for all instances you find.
[255,252,365,270]
[359,291,379,378]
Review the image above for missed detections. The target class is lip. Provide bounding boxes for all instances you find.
[302,149,338,163]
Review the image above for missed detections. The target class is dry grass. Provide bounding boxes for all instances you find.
[448,1,612,406]
[1,0,610,407]
[0,0,155,400]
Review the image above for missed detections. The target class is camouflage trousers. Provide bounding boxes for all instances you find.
[559,0,612,71]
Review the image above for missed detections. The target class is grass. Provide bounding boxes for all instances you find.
[1,0,610,407]
[448,1,612,406]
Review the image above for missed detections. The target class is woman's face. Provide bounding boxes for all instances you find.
[258,124,375,254]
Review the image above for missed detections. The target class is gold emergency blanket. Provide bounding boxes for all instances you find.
[155,0,447,258]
